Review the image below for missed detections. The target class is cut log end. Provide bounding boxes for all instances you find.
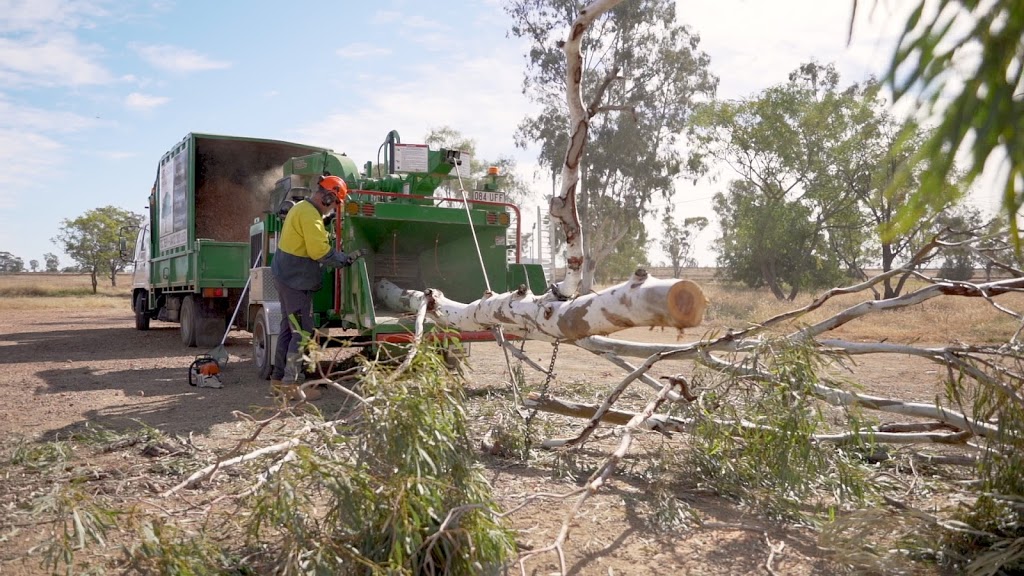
[667,280,708,328]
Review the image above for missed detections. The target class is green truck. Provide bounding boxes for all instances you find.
[129,131,547,378]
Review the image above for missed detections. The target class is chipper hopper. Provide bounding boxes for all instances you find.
[246,130,548,379]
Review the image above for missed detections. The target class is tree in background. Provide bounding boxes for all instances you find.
[507,0,717,291]
[691,63,868,299]
[593,205,649,285]
[691,62,965,299]
[660,212,707,278]
[854,117,964,297]
[0,251,24,273]
[931,205,985,281]
[43,253,59,272]
[712,180,844,299]
[29,259,39,272]
[53,206,142,293]
[423,126,531,204]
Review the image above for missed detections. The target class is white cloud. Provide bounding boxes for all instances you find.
[133,43,231,72]
[373,10,442,30]
[680,0,913,99]
[125,91,170,110]
[0,96,99,210]
[93,150,137,160]
[0,94,99,132]
[0,0,111,33]
[0,128,63,209]
[0,34,112,86]
[337,42,391,59]
[293,53,534,168]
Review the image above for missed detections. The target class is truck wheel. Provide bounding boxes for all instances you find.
[181,296,198,347]
[134,292,150,331]
[252,311,273,380]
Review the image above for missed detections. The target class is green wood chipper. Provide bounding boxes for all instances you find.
[245,130,547,378]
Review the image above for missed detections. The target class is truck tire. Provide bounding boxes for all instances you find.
[134,292,150,331]
[181,295,228,348]
[181,296,198,347]
[252,310,273,380]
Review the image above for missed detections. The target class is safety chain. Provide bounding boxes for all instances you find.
[524,339,560,430]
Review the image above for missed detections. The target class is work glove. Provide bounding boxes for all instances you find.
[331,249,363,268]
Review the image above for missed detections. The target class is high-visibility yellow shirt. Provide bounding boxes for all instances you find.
[277,200,331,261]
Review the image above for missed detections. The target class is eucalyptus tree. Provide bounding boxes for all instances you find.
[506,0,717,291]
[53,206,142,293]
[851,117,964,297]
[691,63,870,299]
[660,211,707,278]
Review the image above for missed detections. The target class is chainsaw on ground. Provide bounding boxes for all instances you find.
[188,354,223,388]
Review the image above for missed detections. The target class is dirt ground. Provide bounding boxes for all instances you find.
[0,306,954,575]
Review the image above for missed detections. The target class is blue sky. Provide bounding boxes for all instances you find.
[2,0,975,268]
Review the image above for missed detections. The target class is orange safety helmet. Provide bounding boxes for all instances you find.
[318,175,348,202]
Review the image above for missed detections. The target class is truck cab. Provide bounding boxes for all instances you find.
[129,223,152,330]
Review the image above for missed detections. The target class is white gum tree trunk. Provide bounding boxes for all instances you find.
[552,0,628,298]
[374,269,707,342]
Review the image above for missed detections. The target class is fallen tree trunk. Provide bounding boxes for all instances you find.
[374,268,707,341]
[524,393,979,447]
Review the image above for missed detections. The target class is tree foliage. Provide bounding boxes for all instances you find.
[593,217,649,284]
[660,212,707,277]
[879,0,1024,245]
[692,62,965,299]
[0,251,24,273]
[507,0,717,290]
[691,63,870,299]
[43,252,59,273]
[53,206,142,293]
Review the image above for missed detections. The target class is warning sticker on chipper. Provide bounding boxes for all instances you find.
[394,144,429,173]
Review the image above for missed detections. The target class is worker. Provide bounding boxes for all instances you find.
[270,174,359,401]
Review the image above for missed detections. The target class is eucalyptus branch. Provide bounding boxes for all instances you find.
[518,377,678,576]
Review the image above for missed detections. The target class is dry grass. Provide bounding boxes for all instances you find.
[701,279,1024,344]
[3,273,1021,343]
[0,274,131,310]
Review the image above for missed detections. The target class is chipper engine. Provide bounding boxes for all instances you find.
[245,130,548,378]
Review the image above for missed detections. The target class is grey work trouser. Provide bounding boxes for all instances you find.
[271,277,315,382]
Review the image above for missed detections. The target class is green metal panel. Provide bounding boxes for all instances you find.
[419,231,508,303]
[150,252,190,288]
[311,269,335,312]
[343,259,375,330]
[346,208,509,304]
[195,241,249,287]
[508,263,548,294]
[371,203,491,225]
[285,151,361,184]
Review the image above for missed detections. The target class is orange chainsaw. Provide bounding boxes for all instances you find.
[188,355,223,388]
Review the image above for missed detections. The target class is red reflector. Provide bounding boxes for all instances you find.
[361,203,375,216]
[202,288,225,298]
[486,212,497,224]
